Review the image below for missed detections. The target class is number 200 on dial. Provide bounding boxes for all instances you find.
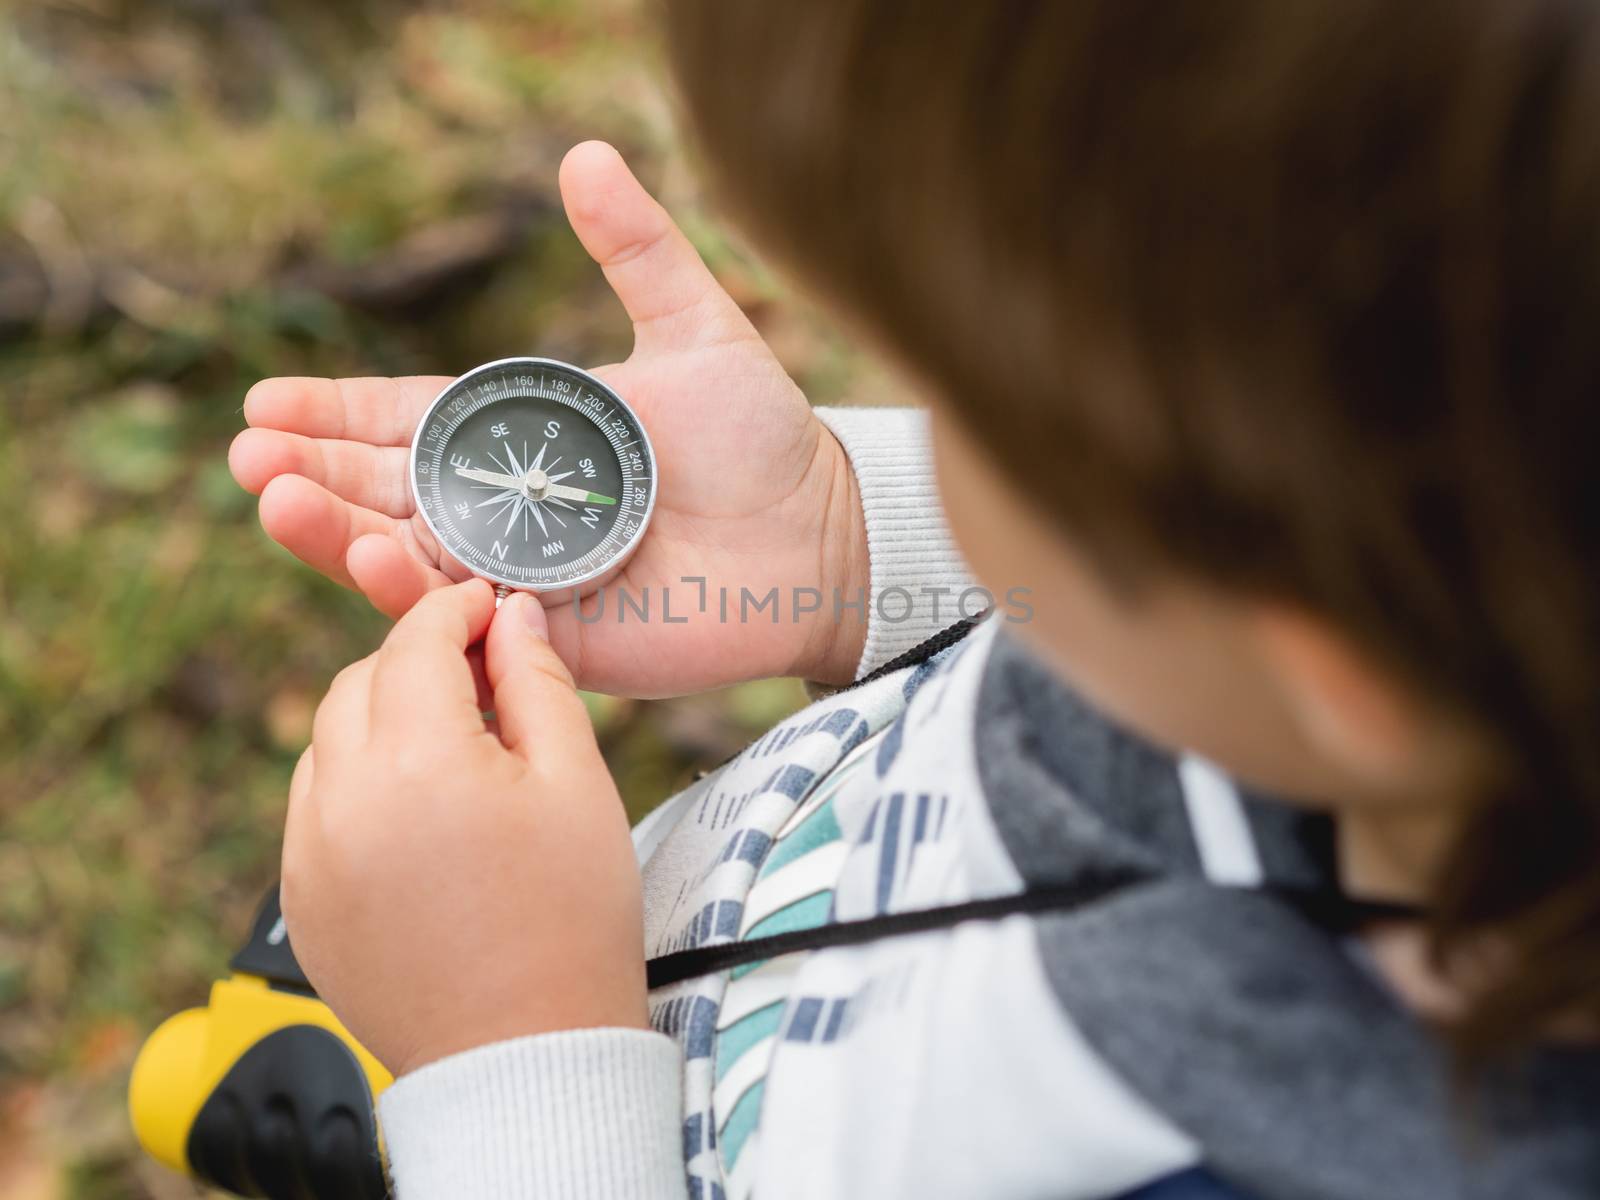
[410,357,657,593]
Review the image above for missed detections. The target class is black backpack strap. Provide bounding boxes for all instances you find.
[644,874,1420,990]
[646,868,1142,989]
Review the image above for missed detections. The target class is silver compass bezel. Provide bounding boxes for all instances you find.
[408,356,658,595]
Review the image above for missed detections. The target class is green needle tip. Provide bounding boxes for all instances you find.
[586,493,618,505]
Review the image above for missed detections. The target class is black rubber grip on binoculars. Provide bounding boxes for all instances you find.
[187,1024,388,1199]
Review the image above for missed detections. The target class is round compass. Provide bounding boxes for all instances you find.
[410,357,656,594]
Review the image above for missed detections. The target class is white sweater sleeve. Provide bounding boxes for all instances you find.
[378,1027,685,1199]
[814,406,975,679]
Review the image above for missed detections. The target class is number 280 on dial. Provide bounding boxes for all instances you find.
[410,357,657,594]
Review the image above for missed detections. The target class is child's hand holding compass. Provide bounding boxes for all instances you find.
[230,141,870,696]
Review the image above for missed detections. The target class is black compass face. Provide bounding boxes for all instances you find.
[410,359,655,591]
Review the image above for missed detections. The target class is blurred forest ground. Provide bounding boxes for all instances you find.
[0,2,887,1195]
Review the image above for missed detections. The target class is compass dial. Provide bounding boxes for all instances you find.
[410,357,656,592]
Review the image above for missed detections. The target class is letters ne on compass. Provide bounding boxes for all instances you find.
[456,440,619,541]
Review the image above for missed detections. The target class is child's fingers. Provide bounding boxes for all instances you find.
[346,534,447,620]
[311,654,378,766]
[280,746,318,922]
[283,745,316,855]
[539,600,594,692]
[483,593,596,766]
[290,745,315,801]
[258,475,396,589]
[244,376,452,448]
[230,428,415,517]
[368,580,498,741]
[466,644,495,720]
[559,140,755,356]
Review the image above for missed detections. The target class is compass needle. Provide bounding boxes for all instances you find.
[412,358,655,592]
[545,482,616,506]
[461,467,528,489]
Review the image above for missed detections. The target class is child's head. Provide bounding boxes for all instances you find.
[663,2,1600,1052]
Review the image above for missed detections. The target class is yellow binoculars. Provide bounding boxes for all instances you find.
[129,887,393,1198]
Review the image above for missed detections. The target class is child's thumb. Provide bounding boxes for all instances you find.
[559,140,754,356]
[484,591,594,763]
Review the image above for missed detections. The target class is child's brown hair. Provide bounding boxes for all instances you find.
[663,0,1600,1057]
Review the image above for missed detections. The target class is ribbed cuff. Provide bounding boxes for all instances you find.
[379,1028,684,1199]
[814,406,975,679]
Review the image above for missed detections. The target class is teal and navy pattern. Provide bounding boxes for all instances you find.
[636,689,892,1199]
[713,727,888,1194]
[633,643,970,1200]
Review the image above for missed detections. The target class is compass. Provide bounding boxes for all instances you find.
[409,357,656,594]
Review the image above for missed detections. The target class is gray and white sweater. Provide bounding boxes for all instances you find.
[378,408,1600,1199]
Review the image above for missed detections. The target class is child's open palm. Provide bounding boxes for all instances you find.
[230,142,868,695]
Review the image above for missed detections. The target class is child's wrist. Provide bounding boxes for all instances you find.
[791,425,871,685]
